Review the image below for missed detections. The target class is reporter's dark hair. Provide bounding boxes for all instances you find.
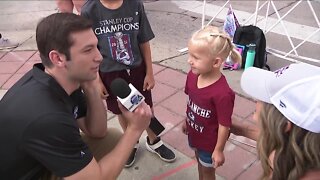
[36,13,92,67]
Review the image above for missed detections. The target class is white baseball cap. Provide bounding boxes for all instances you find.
[241,63,320,133]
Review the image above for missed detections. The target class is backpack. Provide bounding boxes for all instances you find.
[233,25,270,70]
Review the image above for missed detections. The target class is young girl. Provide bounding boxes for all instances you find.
[182,26,241,179]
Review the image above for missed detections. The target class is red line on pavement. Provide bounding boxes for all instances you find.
[151,160,197,180]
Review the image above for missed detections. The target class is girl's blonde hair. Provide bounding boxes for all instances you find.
[189,25,241,65]
[258,103,320,180]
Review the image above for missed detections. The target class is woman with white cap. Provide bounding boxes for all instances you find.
[232,63,320,180]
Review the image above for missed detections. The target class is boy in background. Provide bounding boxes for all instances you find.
[82,0,176,167]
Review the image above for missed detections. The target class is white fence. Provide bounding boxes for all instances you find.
[181,0,320,64]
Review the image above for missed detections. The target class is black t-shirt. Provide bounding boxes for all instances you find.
[0,64,93,179]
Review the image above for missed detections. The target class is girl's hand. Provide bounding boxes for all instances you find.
[212,150,225,168]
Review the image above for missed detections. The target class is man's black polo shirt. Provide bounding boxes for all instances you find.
[0,64,93,179]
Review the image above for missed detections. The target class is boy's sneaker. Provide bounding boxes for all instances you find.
[125,143,139,168]
[145,136,176,162]
[0,36,19,50]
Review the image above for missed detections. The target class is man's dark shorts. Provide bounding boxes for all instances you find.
[100,62,153,115]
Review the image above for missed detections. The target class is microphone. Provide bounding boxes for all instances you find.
[110,78,144,112]
[110,78,165,136]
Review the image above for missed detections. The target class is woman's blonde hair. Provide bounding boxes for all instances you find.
[258,103,320,180]
[189,25,241,65]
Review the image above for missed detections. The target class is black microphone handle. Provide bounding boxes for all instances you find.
[149,117,165,136]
